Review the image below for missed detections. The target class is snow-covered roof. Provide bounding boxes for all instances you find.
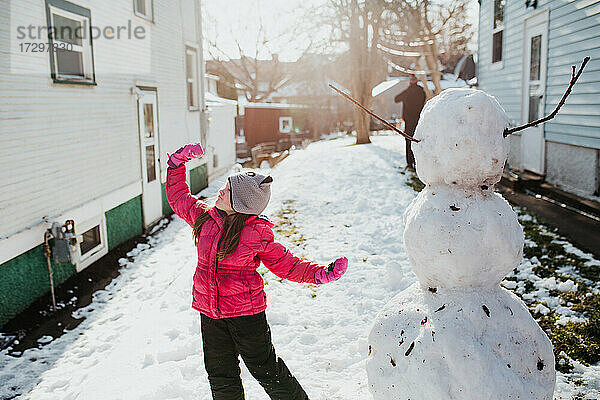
[242,102,308,109]
[425,74,469,91]
[372,78,409,97]
[204,73,220,81]
[205,92,237,105]
[373,74,469,97]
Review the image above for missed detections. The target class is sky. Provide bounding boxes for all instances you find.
[202,0,481,62]
[202,0,325,61]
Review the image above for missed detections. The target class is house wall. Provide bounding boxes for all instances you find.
[0,0,207,327]
[206,100,237,180]
[243,107,310,148]
[478,0,600,197]
[545,141,599,196]
[244,108,288,147]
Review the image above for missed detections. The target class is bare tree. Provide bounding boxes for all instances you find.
[378,0,473,98]
[205,24,292,102]
[325,0,387,144]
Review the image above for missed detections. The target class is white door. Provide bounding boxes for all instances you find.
[521,11,549,174]
[137,89,162,228]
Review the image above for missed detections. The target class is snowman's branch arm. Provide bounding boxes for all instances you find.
[328,83,421,142]
[503,56,590,137]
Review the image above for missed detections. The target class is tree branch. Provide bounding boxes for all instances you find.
[504,57,590,137]
[328,83,420,142]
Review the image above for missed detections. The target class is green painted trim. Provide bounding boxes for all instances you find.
[105,196,143,251]
[0,245,75,328]
[162,182,173,216]
[190,164,208,194]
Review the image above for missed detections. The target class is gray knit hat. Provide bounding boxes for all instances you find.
[228,171,273,215]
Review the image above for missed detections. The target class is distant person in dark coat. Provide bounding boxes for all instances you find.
[394,74,426,170]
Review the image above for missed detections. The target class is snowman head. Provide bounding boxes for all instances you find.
[412,88,510,188]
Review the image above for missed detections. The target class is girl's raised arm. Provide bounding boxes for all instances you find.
[165,143,207,227]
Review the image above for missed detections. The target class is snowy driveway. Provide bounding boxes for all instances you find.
[1,136,417,400]
[1,136,595,399]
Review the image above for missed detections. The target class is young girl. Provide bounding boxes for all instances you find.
[166,143,348,400]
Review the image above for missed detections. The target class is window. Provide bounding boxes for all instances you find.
[46,0,95,83]
[80,225,101,255]
[530,35,542,81]
[143,103,154,137]
[279,117,292,134]
[186,47,199,110]
[493,0,504,29]
[75,215,108,271]
[146,145,156,182]
[134,0,153,21]
[492,0,505,63]
[492,31,503,63]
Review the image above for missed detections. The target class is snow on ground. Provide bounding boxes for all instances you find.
[0,135,598,399]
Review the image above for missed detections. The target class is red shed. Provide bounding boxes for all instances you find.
[240,103,311,150]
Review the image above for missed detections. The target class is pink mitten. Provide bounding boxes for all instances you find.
[315,257,348,284]
[167,143,204,168]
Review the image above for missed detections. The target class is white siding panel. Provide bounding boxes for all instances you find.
[549,2,600,29]
[549,0,598,20]
[546,123,600,138]
[546,0,600,148]
[546,80,600,95]
[549,11,600,37]
[551,113,600,127]
[547,47,600,70]
[206,101,236,180]
[546,93,600,105]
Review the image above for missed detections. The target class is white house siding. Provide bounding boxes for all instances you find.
[206,96,237,181]
[0,0,205,252]
[478,0,600,197]
[545,0,600,148]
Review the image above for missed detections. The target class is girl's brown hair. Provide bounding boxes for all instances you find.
[193,209,253,261]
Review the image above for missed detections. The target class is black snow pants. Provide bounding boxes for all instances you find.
[200,312,309,400]
[404,120,418,169]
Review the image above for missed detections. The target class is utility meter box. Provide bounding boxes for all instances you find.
[50,220,80,265]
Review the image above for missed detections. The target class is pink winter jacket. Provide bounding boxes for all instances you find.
[166,164,324,319]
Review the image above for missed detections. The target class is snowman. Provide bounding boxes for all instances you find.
[366,88,556,399]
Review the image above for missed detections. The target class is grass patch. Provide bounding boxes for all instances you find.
[402,169,425,192]
[272,200,307,250]
[520,217,598,283]
[508,210,600,378]
[269,200,319,296]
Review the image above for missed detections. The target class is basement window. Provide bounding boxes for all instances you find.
[77,215,108,271]
[80,225,101,256]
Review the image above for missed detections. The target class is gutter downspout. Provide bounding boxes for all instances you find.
[43,231,57,311]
